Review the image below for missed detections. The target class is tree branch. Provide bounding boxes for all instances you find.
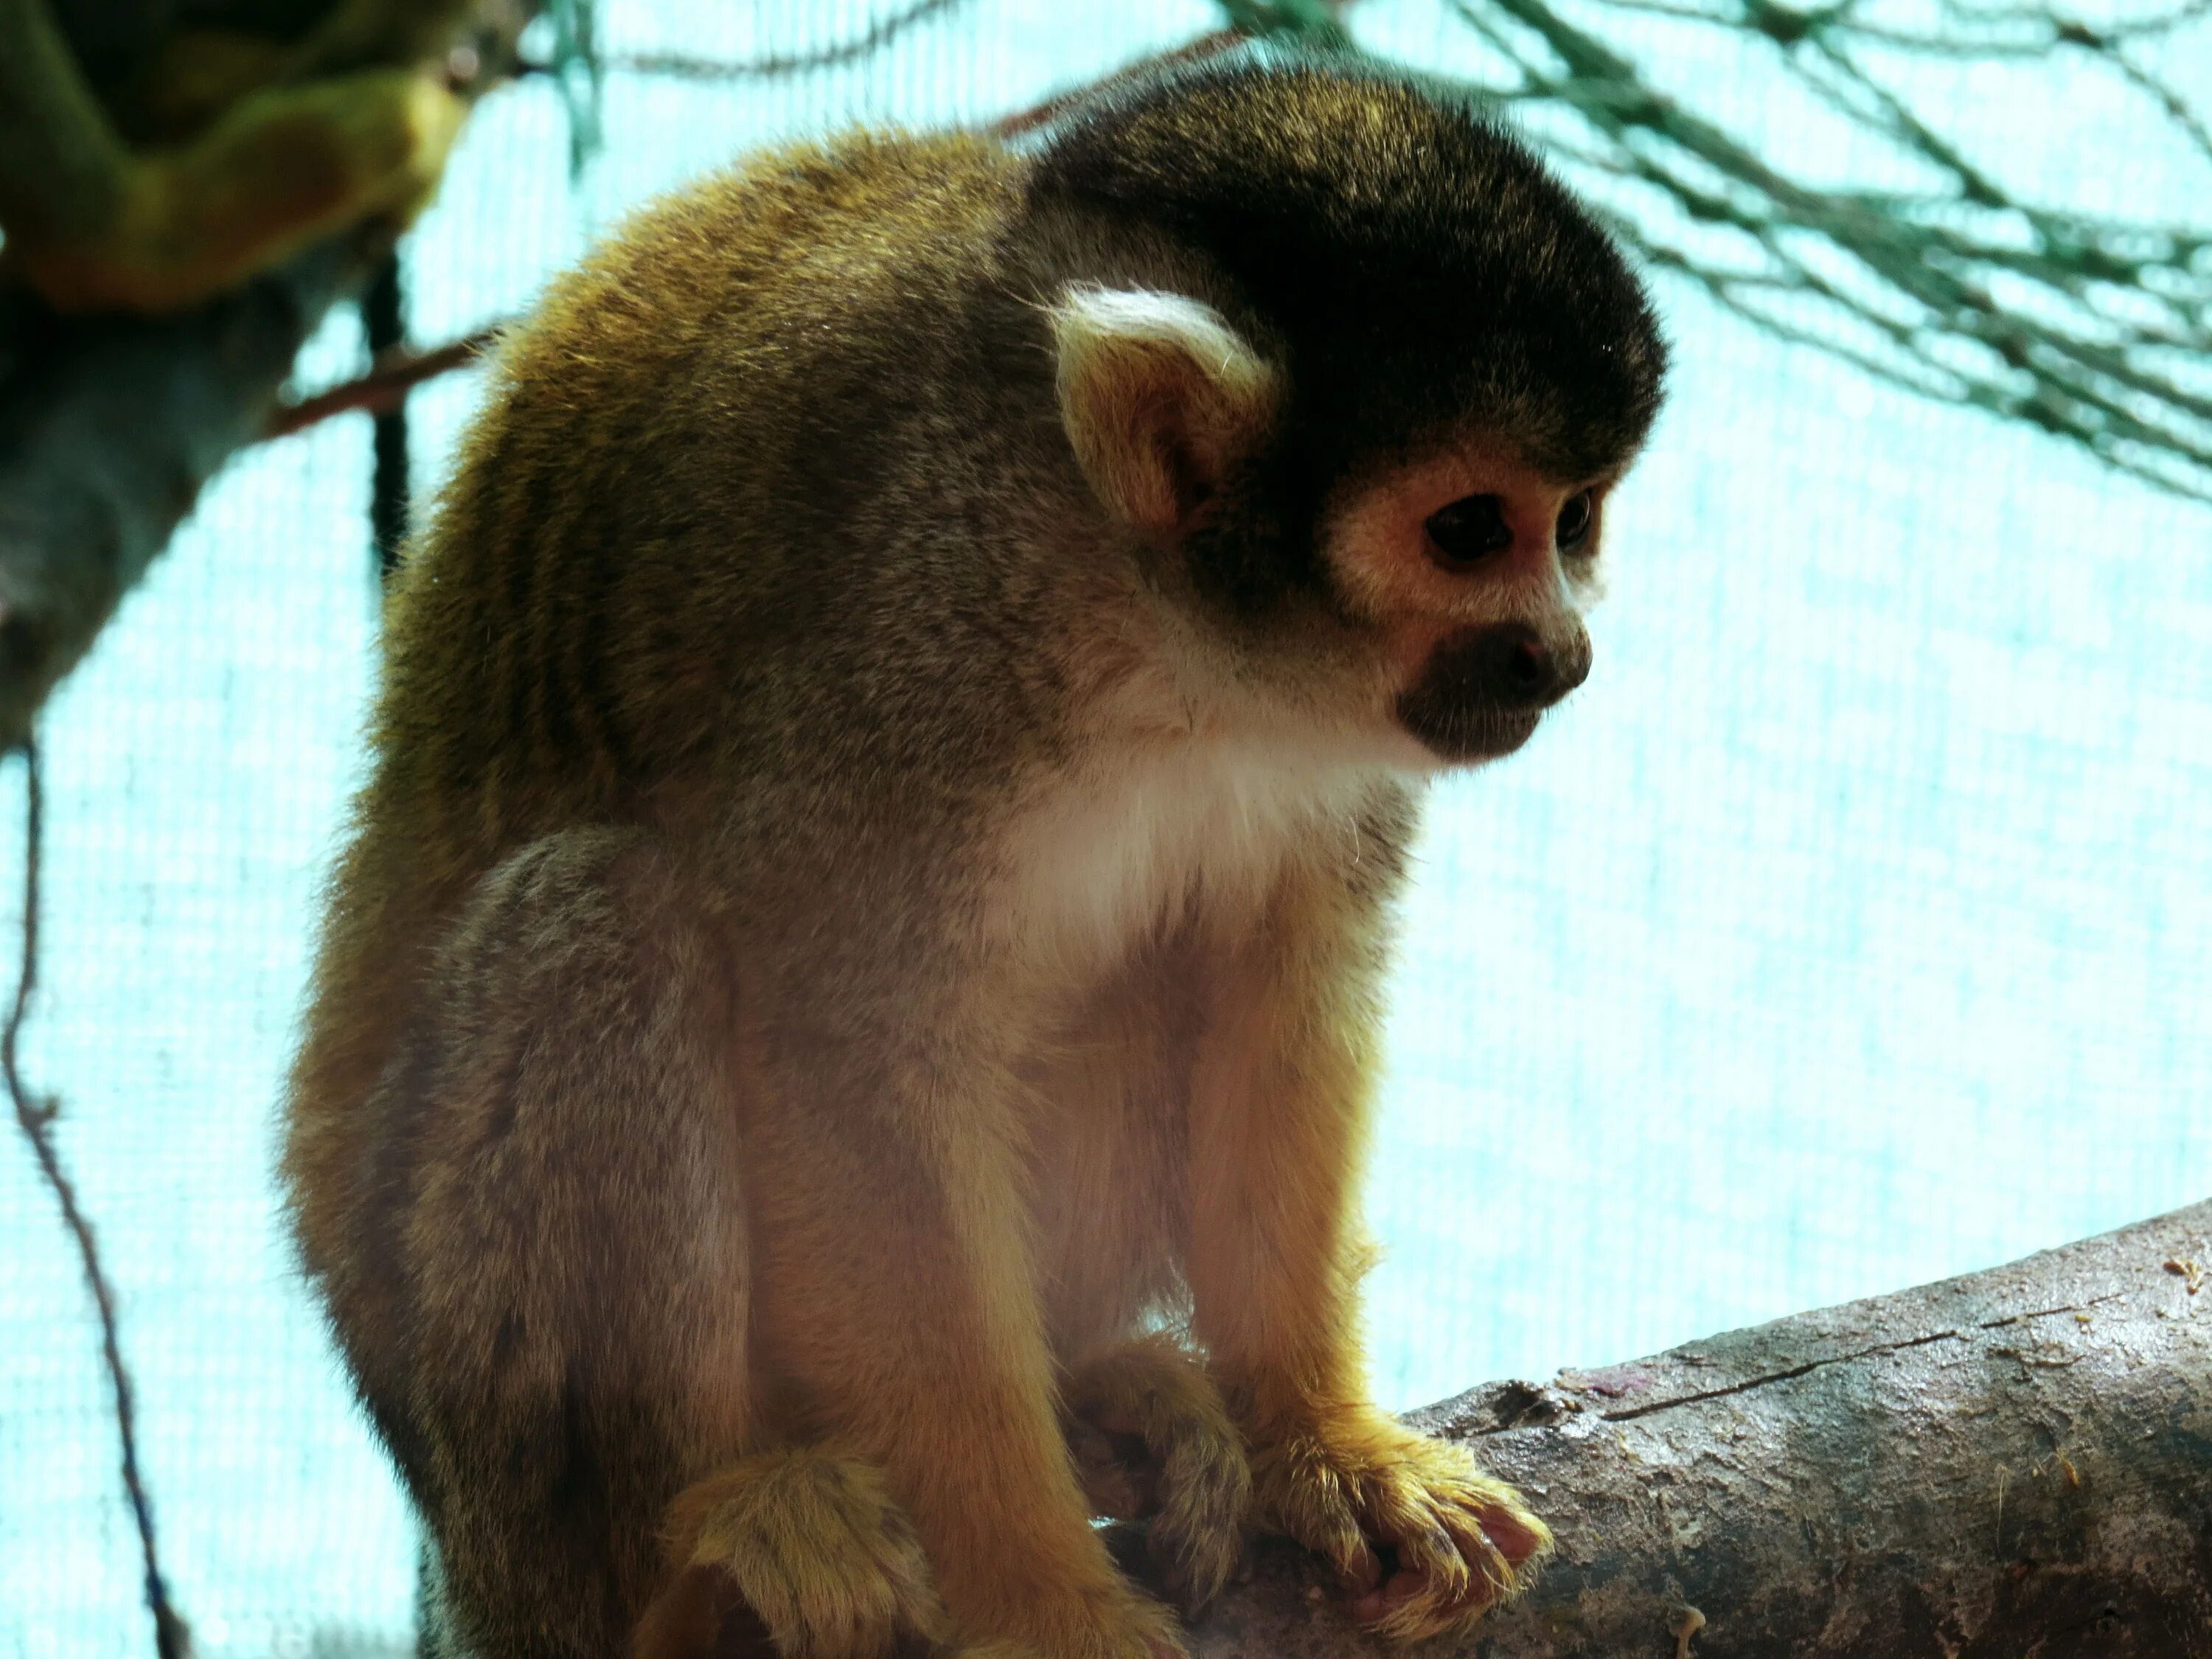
[1157,1200,2212,1656]
[0,243,366,751]
[262,326,499,441]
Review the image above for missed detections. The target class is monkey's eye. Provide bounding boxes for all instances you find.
[1556,490,1596,554]
[1425,494,1513,567]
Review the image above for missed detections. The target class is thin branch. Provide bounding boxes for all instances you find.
[263,328,500,441]
[4,742,189,1659]
[2104,44,2212,173]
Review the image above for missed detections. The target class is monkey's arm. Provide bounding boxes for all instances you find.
[0,0,465,312]
[728,943,1186,1659]
[1185,838,1553,1644]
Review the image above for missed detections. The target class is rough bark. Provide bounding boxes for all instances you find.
[1170,1200,2212,1658]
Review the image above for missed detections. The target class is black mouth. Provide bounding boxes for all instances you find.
[1400,704,1543,764]
[1394,623,1582,764]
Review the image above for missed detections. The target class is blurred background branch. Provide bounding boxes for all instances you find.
[0,0,549,753]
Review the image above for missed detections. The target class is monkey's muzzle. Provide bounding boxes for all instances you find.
[1394,622,1592,763]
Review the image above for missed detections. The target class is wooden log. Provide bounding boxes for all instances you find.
[1168,1200,2212,1658]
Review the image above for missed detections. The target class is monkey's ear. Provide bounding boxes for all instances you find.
[1050,288,1279,535]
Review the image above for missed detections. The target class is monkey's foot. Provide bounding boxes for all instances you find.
[634,1446,948,1659]
[1064,1336,1252,1613]
[1249,1412,1551,1644]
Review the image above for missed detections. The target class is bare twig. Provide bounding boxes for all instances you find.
[4,742,189,1659]
[262,327,499,441]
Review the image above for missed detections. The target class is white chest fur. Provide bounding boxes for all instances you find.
[989,735,1396,983]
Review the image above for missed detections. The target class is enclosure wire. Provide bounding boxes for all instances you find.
[4,740,190,1659]
[364,254,413,586]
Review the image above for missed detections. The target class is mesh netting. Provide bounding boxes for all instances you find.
[4,3,2208,1654]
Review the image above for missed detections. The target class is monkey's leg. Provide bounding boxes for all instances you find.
[1183,863,1552,1646]
[1062,1336,1250,1615]
[344,829,778,1659]
[739,993,1186,1659]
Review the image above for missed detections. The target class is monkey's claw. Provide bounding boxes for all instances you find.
[1063,1338,1253,1614]
[1251,1419,1551,1644]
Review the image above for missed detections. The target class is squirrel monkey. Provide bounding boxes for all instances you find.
[284,52,1666,1659]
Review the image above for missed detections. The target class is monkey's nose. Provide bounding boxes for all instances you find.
[1475,622,1590,709]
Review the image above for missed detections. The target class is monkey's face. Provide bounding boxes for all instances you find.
[1319,445,1608,766]
[1048,284,1639,773]
[1033,55,1668,771]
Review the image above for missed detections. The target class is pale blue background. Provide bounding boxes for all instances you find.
[4,1,2208,1654]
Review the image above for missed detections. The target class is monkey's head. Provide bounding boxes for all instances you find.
[1023,54,1667,768]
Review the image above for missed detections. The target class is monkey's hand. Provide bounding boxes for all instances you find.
[1063,1338,1252,1615]
[1248,1411,1551,1643]
[635,1447,950,1659]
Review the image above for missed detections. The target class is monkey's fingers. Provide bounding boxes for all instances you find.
[1349,1504,1491,1640]
[1250,1430,1384,1596]
[953,1644,1184,1659]
[1062,1338,1252,1613]
[1354,1465,1552,1644]
[1252,1421,1552,1644]
[1466,1484,1551,1568]
[638,1447,949,1659]
[1069,1419,1158,1522]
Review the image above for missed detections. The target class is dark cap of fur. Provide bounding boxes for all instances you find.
[1024,52,1668,484]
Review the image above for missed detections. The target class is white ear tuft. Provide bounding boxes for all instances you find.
[1050,288,1279,535]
